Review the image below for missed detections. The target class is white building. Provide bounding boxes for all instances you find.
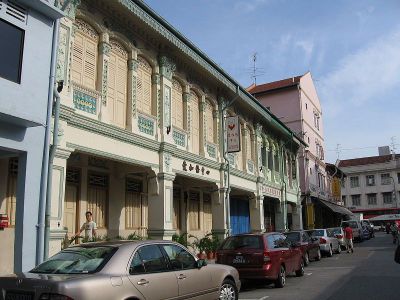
[338,150,400,219]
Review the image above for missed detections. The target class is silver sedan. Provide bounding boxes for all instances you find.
[306,229,341,257]
[0,240,240,300]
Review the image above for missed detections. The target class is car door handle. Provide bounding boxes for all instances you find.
[178,274,186,280]
[137,279,149,285]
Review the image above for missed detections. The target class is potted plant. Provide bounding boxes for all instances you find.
[209,234,221,259]
[172,232,189,247]
[190,235,209,259]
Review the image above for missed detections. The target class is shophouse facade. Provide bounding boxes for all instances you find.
[0,0,305,260]
[248,72,350,229]
[0,0,62,274]
[338,152,400,219]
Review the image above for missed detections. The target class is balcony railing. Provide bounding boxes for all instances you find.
[247,159,254,173]
[138,113,156,136]
[72,83,100,115]
[172,127,186,147]
[206,142,218,159]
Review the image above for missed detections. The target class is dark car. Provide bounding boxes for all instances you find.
[215,233,304,288]
[284,230,321,266]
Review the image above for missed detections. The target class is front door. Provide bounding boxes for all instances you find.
[230,198,250,235]
[64,184,78,236]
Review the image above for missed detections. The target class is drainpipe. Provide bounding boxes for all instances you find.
[44,81,63,260]
[37,19,60,264]
[221,86,240,236]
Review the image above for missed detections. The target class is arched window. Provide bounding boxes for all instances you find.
[172,79,184,129]
[190,92,200,154]
[71,19,99,90]
[107,40,128,128]
[205,99,214,144]
[137,56,152,115]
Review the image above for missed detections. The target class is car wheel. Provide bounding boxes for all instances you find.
[304,252,310,266]
[275,265,286,288]
[315,249,321,261]
[219,279,238,300]
[327,246,333,257]
[296,260,304,277]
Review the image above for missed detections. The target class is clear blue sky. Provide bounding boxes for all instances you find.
[144,0,400,163]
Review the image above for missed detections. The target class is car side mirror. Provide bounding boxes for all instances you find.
[196,259,207,269]
[395,246,400,264]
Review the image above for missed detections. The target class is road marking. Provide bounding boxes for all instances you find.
[240,297,269,300]
[306,272,312,275]
[307,266,354,270]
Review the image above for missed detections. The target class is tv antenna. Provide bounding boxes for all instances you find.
[391,136,397,154]
[250,52,265,85]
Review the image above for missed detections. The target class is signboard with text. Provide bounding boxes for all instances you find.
[226,116,241,153]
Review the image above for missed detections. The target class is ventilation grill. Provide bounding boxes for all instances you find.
[2,0,27,24]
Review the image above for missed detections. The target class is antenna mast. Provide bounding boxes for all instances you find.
[252,52,257,85]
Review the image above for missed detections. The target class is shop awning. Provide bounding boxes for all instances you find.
[314,198,354,217]
[368,214,400,222]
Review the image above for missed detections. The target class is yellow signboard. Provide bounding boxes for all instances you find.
[332,178,341,198]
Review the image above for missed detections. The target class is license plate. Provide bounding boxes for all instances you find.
[5,292,33,300]
[233,255,246,264]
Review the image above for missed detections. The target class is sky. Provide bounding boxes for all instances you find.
[144,0,400,163]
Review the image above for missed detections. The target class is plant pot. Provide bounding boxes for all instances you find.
[197,252,206,260]
[206,251,215,260]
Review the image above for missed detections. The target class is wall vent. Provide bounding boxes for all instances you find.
[0,0,27,25]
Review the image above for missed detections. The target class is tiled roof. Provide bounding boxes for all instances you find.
[247,75,302,94]
[338,154,400,167]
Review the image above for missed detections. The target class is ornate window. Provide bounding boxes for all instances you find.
[172,79,184,129]
[190,92,200,155]
[205,100,214,144]
[107,40,128,128]
[71,19,98,90]
[137,56,152,115]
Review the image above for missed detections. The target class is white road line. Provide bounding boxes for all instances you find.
[240,297,270,300]
[306,272,313,275]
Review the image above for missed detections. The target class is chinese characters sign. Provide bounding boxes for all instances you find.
[226,116,241,153]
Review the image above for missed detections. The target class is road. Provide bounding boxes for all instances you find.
[238,232,400,300]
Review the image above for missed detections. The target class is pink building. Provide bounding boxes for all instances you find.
[248,72,345,229]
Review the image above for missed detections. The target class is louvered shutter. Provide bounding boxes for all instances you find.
[71,33,84,84]
[172,79,183,129]
[107,42,128,128]
[83,38,97,89]
[137,57,152,115]
[191,92,200,154]
[246,127,252,161]
[206,100,214,143]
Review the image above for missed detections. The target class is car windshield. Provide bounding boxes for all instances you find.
[312,230,325,237]
[31,246,117,274]
[221,235,262,250]
[330,228,342,235]
[285,232,300,242]
[344,221,358,228]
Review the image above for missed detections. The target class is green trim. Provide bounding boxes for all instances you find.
[60,105,160,152]
[230,168,258,182]
[66,142,159,169]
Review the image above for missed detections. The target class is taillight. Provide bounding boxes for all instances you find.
[319,237,327,244]
[263,251,271,263]
[39,294,74,300]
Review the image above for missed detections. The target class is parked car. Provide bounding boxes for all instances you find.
[341,220,363,242]
[0,240,241,300]
[284,230,321,266]
[362,225,371,240]
[216,233,304,288]
[329,227,346,250]
[306,229,341,257]
[361,219,375,238]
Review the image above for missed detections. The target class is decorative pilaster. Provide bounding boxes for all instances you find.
[127,51,138,131]
[158,55,176,81]
[97,33,110,122]
[199,96,206,156]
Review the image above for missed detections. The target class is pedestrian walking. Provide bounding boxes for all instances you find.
[72,211,97,242]
[390,223,398,244]
[343,223,354,253]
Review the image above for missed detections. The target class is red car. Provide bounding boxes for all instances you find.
[215,233,304,288]
[284,230,321,266]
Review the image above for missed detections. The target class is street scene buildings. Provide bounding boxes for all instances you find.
[0,1,399,299]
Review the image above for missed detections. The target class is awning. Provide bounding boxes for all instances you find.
[368,214,400,222]
[314,198,354,217]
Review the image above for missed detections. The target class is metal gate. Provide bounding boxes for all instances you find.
[230,198,250,235]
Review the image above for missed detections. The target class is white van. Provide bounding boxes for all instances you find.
[341,220,363,242]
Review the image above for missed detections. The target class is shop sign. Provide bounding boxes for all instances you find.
[226,116,241,153]
[332,178,341,198]
[262,185,281,198]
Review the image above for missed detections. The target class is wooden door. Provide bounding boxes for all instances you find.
[64,184,78,236]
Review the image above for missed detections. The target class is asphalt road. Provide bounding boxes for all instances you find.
[238,232,400,300]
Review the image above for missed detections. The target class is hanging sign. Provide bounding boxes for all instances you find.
[226,116,241,153]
